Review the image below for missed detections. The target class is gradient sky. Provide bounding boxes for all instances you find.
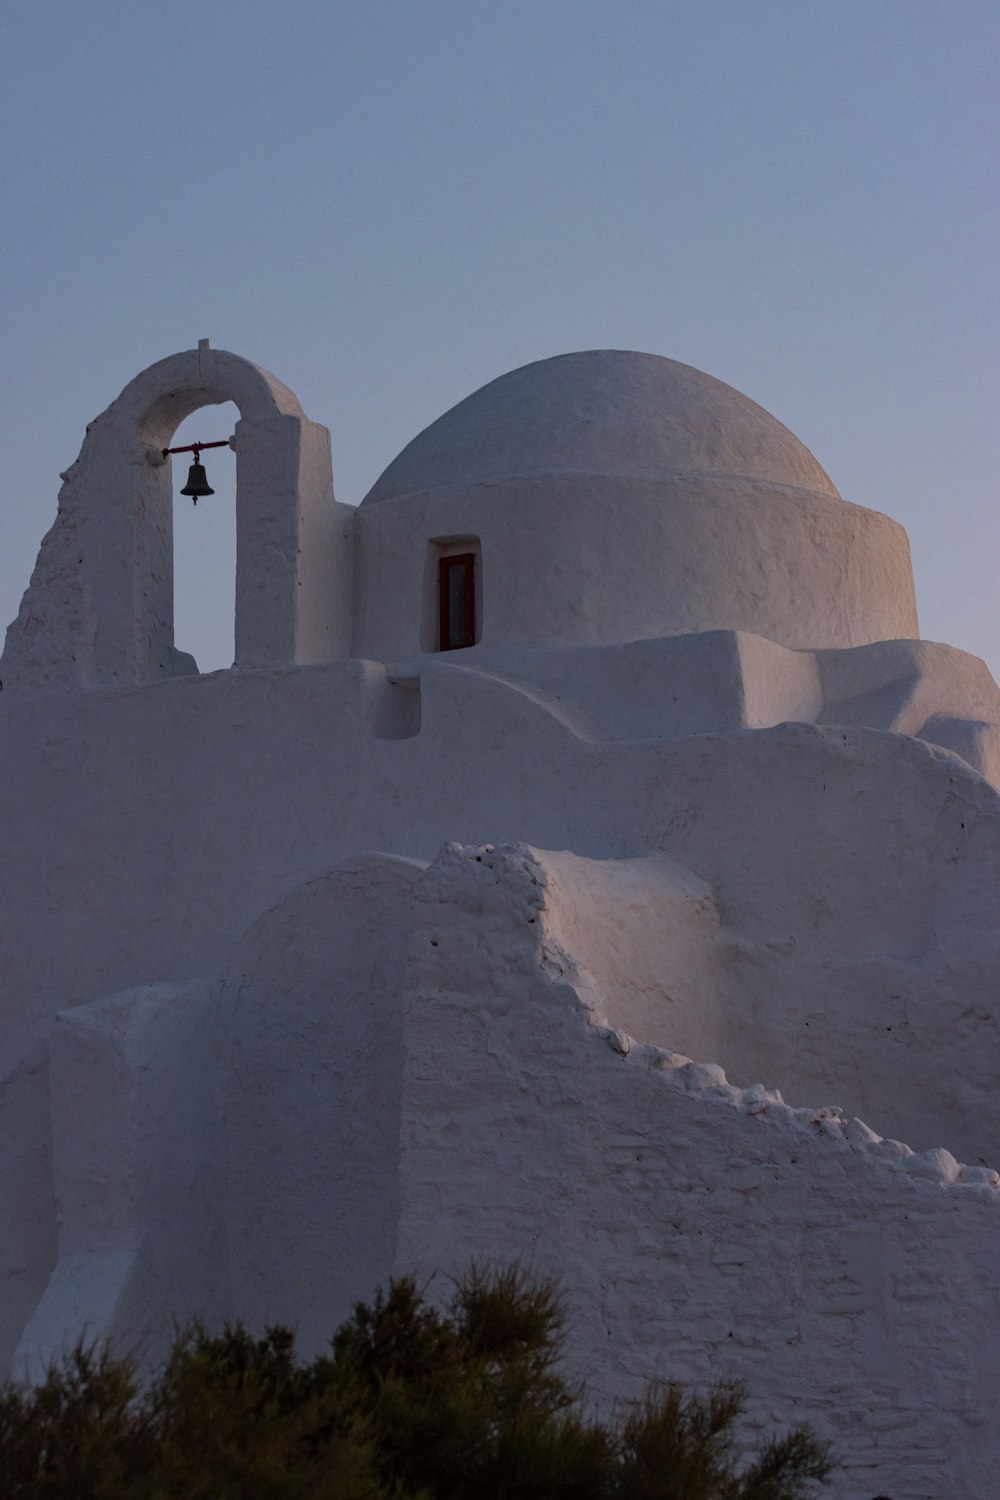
[2,0,997,673]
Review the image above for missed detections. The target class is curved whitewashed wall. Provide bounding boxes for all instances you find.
[355,351,917,656]
[353,474,916,656]
[219,854,422,1348]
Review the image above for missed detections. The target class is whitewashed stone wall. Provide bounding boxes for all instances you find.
[398,844,1000,1500]
[17,837,1000,1497]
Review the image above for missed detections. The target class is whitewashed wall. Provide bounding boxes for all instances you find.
[398,844,1000,1500]
[4,345,1000,1499]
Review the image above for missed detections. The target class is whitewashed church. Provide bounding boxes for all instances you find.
[2,343,999,1499]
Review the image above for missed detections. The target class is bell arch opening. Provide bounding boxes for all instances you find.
[169,402,239,674]
[0,347,349,691]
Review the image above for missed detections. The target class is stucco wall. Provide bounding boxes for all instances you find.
[13,854,423,1380]
[4,659,1000,1375]
[220,854,422,1348]
[4,665,1000,1158]
[397,844,1000,1500]
[353,475,917,658]
[17,839,1000,1498]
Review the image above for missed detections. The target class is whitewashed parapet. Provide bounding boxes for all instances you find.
[425,838,1000,1199]
[595,1027,1000,1195]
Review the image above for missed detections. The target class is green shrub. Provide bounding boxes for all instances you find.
[0,1267,831,1500]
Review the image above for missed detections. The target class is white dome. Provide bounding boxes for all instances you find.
[363,349,839,505]
[354,348,916,659]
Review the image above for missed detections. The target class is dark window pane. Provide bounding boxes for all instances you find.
[447,561,467,643]
[438,553,476,650]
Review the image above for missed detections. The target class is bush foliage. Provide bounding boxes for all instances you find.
[0,1266,831,1499]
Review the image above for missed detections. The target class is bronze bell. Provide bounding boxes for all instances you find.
[179,454,215,505]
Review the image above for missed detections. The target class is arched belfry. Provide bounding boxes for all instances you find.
[2,343,353,688]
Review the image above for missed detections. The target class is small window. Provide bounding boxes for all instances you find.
[438,553,476,651]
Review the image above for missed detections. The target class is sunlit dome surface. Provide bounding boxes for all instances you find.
[362,350,839,505]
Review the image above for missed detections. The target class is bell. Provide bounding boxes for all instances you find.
[179,457,215,505]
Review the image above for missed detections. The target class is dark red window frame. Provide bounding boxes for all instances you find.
[438,552,476,651]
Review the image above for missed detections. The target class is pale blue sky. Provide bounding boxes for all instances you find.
[2,0,997,672]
